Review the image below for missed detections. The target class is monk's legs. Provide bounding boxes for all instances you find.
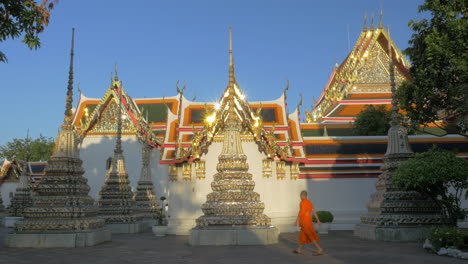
[295,243,304,253]
[312,241,323,254]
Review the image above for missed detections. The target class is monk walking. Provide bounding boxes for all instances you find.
[294,190,324,256]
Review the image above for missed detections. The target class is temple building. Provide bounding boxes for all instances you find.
[3,17,467,235]
[0,159,46,206]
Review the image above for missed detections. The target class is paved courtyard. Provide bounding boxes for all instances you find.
[0,228,465,264]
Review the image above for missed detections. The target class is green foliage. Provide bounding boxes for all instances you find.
[0,134,55,161]
[428,226,465,251]
[397,0,468,136]
[0,0,56,62]
[313,211,334,223]
[393,147,468,226]
[352,105,391,136]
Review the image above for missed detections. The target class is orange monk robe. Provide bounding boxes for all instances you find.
[298,199,320,244]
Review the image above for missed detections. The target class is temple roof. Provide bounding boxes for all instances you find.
[305,23,411,123]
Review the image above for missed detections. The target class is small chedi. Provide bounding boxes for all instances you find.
[190,28,278,245]
[8,163,32,217]
[134,143,161,223]
[195,107,271,228]
[97,78,144,233]
[6,28,110,248]
[354,29,444,241]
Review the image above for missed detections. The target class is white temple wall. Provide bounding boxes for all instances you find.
[80,135,169,200]
[167,139,378,235]
[1,182,19,207]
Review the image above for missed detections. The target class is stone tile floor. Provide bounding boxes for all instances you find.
[0,228,465,264]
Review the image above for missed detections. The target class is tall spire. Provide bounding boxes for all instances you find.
[64,28,75,124]
[363,11,368,31]
[370,10,375,31]
[115,86,123,154]
[387,27,400,128]
[385,25,412,155]
[228,26,235,86]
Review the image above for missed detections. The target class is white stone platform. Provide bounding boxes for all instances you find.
[5,228,111,248]
[189,227,279,246]
[354,224,430,242]
[106,222,147,234]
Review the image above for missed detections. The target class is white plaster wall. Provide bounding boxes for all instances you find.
[0,182,19,208]
[80,135,169,201]
[167,140,378,235]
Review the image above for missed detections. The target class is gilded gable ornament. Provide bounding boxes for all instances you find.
[89,99,135,134]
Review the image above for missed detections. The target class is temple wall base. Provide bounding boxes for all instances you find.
[354,224,430,242]
[189,227,279,246]
[105,222,147,234]
[5,228,111,248]
[169,210,366,235]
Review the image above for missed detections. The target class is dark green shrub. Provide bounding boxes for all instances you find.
[313,211,334,223]
[393,147,468,226]
[428,226,464,251]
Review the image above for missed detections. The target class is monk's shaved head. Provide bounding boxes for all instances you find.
[300,190,307,197]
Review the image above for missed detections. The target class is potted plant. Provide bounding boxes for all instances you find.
[313,211,334,234]
[152,196,168,237]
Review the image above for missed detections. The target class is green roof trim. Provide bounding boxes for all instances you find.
[138,103,172,123]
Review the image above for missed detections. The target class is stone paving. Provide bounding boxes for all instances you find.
[0,228,465,264]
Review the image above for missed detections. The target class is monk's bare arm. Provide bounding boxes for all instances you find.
[312,210,321,226]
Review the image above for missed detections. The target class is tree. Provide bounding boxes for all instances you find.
[0,0,56,62]
[397,0,468,136]
[352,105,391,136]
[0,135,55,161]
[392,147,468,226]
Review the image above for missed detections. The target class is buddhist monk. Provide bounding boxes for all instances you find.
[294,190,324,256]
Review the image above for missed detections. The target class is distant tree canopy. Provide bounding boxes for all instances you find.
[397,0,467,136]
[0,0,56,62]
[0,135,55,161]
[352,105,391,136]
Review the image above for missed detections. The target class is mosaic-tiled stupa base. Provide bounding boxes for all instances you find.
[6,150,111,247]
[98,168,145,234]
[134,144,161,225]
[354,153,445,242]
[135,181,161,224]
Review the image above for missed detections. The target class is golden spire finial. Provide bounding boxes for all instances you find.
[363,11,368,31]
[370,10,375,31]
[378,6,384,29]
[228,26,235,86]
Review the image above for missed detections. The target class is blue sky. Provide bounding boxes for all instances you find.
[0,0,425,144]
